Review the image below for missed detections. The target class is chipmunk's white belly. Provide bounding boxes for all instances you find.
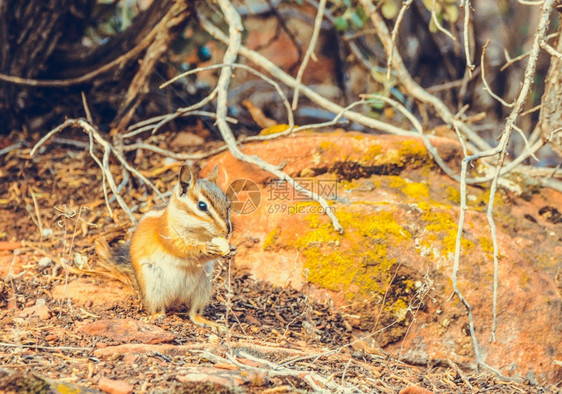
[139,250,214,313]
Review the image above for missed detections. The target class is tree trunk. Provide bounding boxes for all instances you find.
[0,0,193,135]
[0,0,91,133]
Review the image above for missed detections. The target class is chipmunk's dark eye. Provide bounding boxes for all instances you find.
[198,201,208,212]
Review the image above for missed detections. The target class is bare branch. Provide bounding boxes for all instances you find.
[430,0,456,41]
[511,123,539,161]
[360,0,492,152]
[387,0,414,80]
[121,142,229,160]
[31,119,137,224]
[199,14,418,138]
[540,40,562,61]
[292,0,327,110]
[210,0,342,232]
[460,0,475,74]
[517,0,545,5]
[485,0,556,344]
[451,0,557,375]
[0,30,156,87]
[126,87,220,137]
[123,110,237,139]
[481,40,515,108]
[159,63,294,134]
[500,50,530,71]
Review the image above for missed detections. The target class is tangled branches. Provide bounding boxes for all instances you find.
[23,0,562,378]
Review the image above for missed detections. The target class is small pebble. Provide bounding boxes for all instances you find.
[38,257,52,268]
[45,334,57,342]
[74,252,88,269]
[98,377,133,394]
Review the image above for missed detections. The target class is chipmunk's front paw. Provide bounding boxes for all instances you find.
[204,242,222,256]
[225,245,237,258]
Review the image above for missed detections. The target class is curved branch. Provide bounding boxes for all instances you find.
[199,14,418,138]
[211,0,343,232]
[360,0,492,152]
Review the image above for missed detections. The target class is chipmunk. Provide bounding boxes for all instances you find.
[95,164,235,327]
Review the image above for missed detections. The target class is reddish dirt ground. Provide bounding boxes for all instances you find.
[0,131,556,393]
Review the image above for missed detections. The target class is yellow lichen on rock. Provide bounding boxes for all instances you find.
[417,202,473,258]
[262,227,280,251]
[296,208,411,301]
[478,236,493,254]
[403,182,430,199]
[388,176,430,199]
[365,144,383,159]
[258,124,294,136]
[319,141,334,152]
[446,186,461,204]
[398,140,427,166]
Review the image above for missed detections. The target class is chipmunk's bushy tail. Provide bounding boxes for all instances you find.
[95,238,138,290]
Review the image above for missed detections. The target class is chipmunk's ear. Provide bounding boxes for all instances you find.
[178,165,195,196]
[207,165,219,183]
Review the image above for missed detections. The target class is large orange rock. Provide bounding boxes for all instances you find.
[203,130,562,384]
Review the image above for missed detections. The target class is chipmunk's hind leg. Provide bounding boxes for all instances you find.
[189,298,224,330]
[188,296,216,327]
[146,312,166,322]
[189,312,223,330]
[188,292,222,329]
[142,304,166,322]
[188,263,223,330]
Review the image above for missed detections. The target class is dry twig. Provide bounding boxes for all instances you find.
[0,30,156,87]
[481,40,515,108]
[30,119,138,225]
[451,0,557,376]
[360,0,491,153]
[203,0,343,232]
[430,0,456,41]
[199,14,417,138]
[460,0,476,74]
[387,0,414,80]
[291,0,327,110]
